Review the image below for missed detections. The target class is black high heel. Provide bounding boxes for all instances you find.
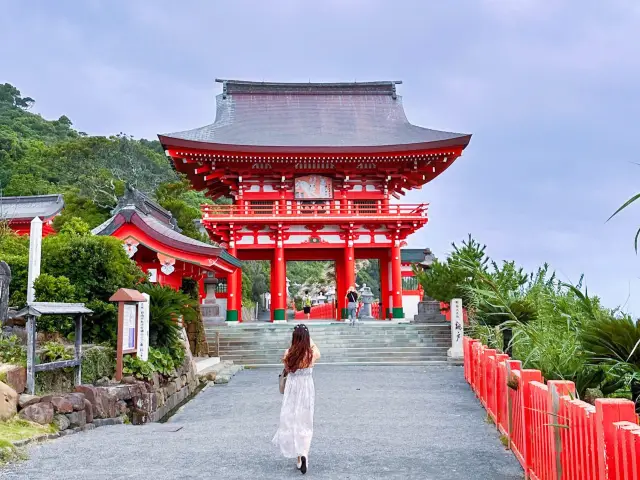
[300,456,307,474]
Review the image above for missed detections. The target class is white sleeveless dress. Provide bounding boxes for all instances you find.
[272,367,316,458]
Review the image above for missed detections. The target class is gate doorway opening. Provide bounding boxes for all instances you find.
[287,260,336,320]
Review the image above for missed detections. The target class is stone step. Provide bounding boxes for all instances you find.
[204,330,451,338]
[214,340,451,348]
[219,356,449,364]
[204,323,453,366]
[216,346,450,355]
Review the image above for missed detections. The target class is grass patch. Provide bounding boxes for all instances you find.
[0,417,57,443]
[485,414,495,425]
[0,439,27,465]
[499,435,509,448]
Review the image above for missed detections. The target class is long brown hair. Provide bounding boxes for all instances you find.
[285,324,313,373]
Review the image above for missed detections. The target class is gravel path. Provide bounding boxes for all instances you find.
[1,366,523,480]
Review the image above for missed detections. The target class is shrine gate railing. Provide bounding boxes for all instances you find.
[293,302,381,320]
[464,337,640,480]
[202,202,428,220]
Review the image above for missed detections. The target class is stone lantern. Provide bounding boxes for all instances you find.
[200,273,221,319]
[358,284,374,320]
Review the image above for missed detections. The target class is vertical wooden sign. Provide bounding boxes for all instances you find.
[109,288,148,381]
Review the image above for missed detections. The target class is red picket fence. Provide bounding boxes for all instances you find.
[440,301,469,324]
[463,336,640,480]
[293,303,334,319]
[294,301,381,320]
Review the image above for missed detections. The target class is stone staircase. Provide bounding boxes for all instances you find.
[204,323,452,366]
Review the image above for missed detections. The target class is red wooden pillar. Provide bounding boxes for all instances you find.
[197,274,206,304]
[379,250,389,320]
[236,267,243,322]
[391,242,403,319]
[226,242,239,322]
[272,237,286,322]
[335,256,344,320]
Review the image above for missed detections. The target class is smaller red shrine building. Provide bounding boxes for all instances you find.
[0,194,64,236]
[92,187,241,304]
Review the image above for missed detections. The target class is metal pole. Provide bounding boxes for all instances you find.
[74,314,83,386]
[26,315,36,394]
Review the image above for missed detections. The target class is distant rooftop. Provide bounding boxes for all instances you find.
[0,194,64,221]
[92,186,241,268]
[159,79,471,153]
[401,248,436,266]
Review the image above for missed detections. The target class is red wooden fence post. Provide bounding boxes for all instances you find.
[482,348,497,407]
[595,398,637,480]
[547,380,575,480]
[505,359,522,451]
[493,353,509,427]
[520,369,544,476]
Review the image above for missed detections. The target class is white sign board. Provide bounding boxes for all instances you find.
[122,303,137,351]
[147,268,158,283]
[448,298,464,359]
[137,293,150,361]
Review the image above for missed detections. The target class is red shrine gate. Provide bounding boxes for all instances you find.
[159,80,471,322]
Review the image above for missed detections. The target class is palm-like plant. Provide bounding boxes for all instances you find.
[608,191,640,252]
[580,315,640,410]
[137,283,198,363]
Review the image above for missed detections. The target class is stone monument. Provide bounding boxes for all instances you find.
[358,284,374,320]
[0,261,11,325]
[412,295,447,324]
[200,274,223,323]
[447,298,464,360]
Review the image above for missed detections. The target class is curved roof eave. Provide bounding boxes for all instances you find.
[158,134,472,155]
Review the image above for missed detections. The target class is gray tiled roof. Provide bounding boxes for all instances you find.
[0,194,64,221]
[92,186,241,268]
[160,80,470,149]
[10,302,92,318]
[401,248,435,265]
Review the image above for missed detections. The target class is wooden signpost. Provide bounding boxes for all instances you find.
[109,288,148,381]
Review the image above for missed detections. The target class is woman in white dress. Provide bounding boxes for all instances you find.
[272,324,321,475]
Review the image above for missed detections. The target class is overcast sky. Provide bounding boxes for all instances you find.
[3,0,640,314]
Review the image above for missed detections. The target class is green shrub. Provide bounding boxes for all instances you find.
[137,283,194,365]
[81,346,115,384]
[40,341,74,363]
[122,347,180,380]
[123,355,155,380]
[33,274,78,335]
[34,345,116,394]
[0,335,26,366]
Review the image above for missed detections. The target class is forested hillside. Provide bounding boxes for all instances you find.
[0,83,208,238]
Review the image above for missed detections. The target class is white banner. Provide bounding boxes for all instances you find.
[122,303,137,351]
[137,293,150,361]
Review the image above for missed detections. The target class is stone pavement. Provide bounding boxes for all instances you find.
[1,366,523,480]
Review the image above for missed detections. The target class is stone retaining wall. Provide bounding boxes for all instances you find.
[14,354,201,429]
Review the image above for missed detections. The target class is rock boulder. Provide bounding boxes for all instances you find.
[18,394,41,409]
[0,381,18,421]
[84,399,94,423]
[0,364,27,394]
[53,414,70,431]
[50,396,74,414]
[20,402,54,425]
[66,409,87,428]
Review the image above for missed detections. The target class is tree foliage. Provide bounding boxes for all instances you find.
[415,234,488,305]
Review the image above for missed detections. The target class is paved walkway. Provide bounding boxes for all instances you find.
[1,366,523,480]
